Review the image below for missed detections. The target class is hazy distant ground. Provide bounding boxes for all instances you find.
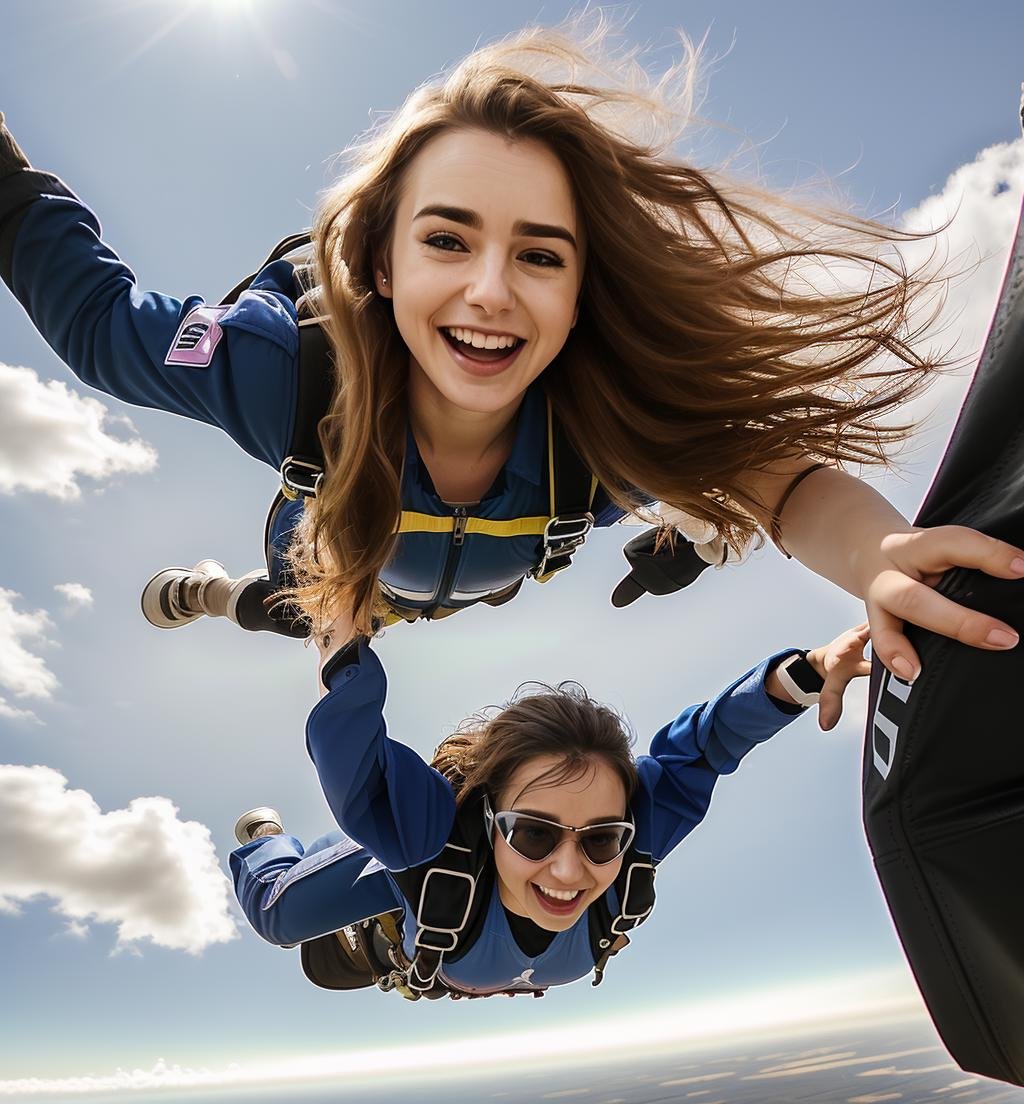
[34,1018,1024,1104]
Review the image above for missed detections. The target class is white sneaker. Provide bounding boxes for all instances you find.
[141,560,265,629]
[234,807,285,845]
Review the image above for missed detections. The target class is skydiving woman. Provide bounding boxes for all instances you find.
[230,623,871,998]
[1,23,1022,680]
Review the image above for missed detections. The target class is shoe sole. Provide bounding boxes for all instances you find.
[140,568,202,629]
[234,806,284,846]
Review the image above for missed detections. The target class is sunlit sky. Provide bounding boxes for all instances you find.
[2,0,1023,1096]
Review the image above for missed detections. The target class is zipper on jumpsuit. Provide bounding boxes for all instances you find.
[429,506,468,616]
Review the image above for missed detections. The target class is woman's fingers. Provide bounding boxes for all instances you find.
[818,683,846,731]
[817,626,873,730]
[889,526,1024,580]
[867,573,1020,682]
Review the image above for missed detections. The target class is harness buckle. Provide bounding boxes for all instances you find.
[280,456,324,500]
[414,927,459,954]
[535,512,594,579]
[610,861,656,935]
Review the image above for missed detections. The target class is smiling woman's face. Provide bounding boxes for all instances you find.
[378,127,582,422]
[491,753,627,933]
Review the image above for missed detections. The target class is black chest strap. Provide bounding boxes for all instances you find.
[587,846,658,986]
[534,399,598,581]
[389,789,494,996]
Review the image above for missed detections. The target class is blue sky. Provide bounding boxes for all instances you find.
[1,0,1023,1096]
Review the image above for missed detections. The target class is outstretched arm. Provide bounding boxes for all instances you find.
[0,114,297,469]
[307,629,456,872]
[636,624,871,861]
[739,464,1024,682]
[765,622,871,731]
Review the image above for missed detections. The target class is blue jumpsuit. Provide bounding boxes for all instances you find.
[0,170,646,616]
[231,642,805,994]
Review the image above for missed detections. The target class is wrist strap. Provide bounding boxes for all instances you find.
[775,651,823,707]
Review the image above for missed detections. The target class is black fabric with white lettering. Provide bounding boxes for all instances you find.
[861,193,1024,1087]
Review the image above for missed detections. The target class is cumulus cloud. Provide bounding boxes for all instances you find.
[0,765,237,954]
[893,138,1024,439]
[0,589,57,723]
[54,582,94,611]
[0,363,157,500]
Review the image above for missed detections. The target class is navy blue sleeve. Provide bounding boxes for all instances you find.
[305,639,457,872]
[0,170,297,469]
[632,650,804,862]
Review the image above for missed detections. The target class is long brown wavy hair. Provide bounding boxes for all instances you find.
[291,19,946,635]
[430,681,637,809]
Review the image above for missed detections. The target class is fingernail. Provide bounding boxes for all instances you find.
[1012,558,1024,575]
[986,628,1019,648]
[891,656,917,681]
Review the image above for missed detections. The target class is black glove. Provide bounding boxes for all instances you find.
[0,114,31,178]
[611,527,715,608]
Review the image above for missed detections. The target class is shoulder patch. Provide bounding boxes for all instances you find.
[165,305,229,367]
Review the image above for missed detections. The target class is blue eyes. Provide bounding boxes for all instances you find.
[423,232,564,268]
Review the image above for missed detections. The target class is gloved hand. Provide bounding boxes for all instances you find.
[0,113,31,178]
[611,527,716,607]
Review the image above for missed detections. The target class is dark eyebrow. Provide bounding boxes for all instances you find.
[515,808,626,827]
[413,205,577,251]
[414,204,482,229]
[512,220,578,251]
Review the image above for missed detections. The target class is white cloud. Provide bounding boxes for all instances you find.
[893,138,1024,449]
[0,362,157,500]
[0,765,237,954]
[54,582,94,611]
[0,589,57,723]
[0,699,42,724]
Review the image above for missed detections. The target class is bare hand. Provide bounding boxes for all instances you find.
[863,527,1024,682]
[807,623,872,731]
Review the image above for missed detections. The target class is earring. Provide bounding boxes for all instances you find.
[380,275,388,287]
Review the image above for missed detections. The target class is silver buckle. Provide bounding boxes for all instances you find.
[280,457,323,500]
[536,512,594,577]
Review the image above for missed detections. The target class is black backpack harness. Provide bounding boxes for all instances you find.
[300,787,657,1000]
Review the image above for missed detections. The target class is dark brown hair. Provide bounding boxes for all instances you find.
[292,20,946,635]
[430,681,637,808]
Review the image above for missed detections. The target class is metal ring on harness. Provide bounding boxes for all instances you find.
[535,512,594,579]
[280,457,324,500]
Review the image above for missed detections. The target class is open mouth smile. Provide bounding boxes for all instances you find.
[532,883,585,916]
[439,326,526,375]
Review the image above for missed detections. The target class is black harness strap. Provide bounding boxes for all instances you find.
[279,320,334,500]
[587,846,657,986]
[534,400,598,581]
[389,789,495,997]
[220,232,334,502]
